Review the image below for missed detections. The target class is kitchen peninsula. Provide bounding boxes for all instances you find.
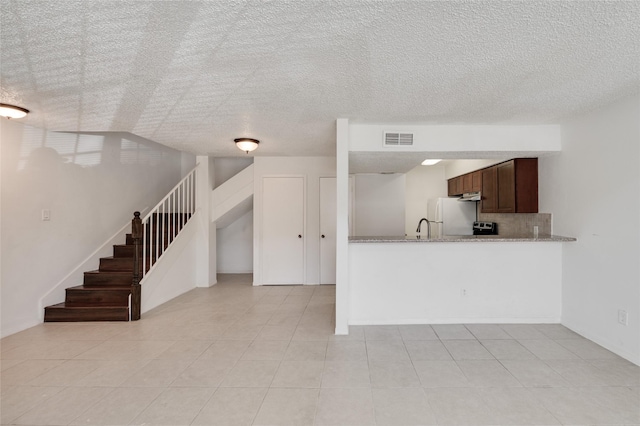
[348,235,576,326]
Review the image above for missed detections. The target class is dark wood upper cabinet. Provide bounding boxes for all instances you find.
[481,167,497,212]
[447,175,464,196]
[448,178,457,196]
[513,158,538,213]
[450,170,482,196]
[462,173,473,193]
[448,158,537,212]
[471,171,482,192]
[481,158,538,213]
[496,161,515,212]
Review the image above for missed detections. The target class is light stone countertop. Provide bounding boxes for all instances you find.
[349,235,577,243]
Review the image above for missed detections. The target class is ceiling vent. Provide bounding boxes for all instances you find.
[384,132,413,147]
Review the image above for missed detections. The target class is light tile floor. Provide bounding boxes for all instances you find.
[1,274,638,425]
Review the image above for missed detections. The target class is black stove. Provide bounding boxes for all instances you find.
[473,221,498,235]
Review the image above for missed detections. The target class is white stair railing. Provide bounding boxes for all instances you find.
[140,165,197,281]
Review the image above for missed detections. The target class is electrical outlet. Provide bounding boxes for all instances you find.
[461,289,467,297]
[41,209,51,221]
[618,310,628,326]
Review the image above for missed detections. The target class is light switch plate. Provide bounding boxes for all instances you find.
[618,309,628,326]
[41,209,51,221]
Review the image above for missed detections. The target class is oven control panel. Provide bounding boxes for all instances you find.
[473,221,497,235]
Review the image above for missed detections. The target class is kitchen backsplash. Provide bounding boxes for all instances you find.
[478,212,552,237]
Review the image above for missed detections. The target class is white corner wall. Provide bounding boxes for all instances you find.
[539,94,640,365]
[0,121,194,337]
[336,119,350,334]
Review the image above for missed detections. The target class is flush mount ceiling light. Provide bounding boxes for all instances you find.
[0,103,29,119]
[234,137,259,154]
[421,159,442,166]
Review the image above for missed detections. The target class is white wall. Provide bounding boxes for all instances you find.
[214,157,254,273]
[444,159,503,179]
[539,94,640,364]
[0,121,193,337]
[141,210,203,312]
[253,157,336,285]
[354,174,406,236]
[214,157,253,188]
[196,156,216,287]
[217,210,253,273]
[349,123,561,154]
[349,242,562,324]
[336,119,350,334]
[404,163,448,235]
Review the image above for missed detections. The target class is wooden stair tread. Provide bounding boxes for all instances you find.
[83,270,133,287]
[44,303,129,322]
[67,285,132,291]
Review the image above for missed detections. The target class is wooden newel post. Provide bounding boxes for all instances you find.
[131,211,142,321]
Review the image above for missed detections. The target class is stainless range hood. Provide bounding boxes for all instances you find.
[458,192,481,202]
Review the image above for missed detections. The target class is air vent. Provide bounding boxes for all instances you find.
[384,132,413,146]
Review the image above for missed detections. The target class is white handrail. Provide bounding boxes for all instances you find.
[141,165,198,279]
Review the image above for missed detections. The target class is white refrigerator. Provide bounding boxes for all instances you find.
[427,198,476,237]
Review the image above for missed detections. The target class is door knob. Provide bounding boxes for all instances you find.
[321,234,325,238]
[298,234,302,238]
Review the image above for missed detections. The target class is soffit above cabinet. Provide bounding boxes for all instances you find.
[348,151,549,174]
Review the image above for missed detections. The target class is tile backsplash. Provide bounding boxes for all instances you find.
[478,212,552,237]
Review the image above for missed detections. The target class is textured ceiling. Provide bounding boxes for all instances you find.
[1,1,639,157]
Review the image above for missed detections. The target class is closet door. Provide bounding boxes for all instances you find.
[262,177,304,284]
[319,177,336,284]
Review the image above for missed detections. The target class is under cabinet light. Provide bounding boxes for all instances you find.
[421,159,441,166]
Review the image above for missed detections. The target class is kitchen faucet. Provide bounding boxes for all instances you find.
[416,218,431,239]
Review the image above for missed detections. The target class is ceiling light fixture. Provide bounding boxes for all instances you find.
[0,103,29,119]
[421,159,442,166]
[234,137,259,154]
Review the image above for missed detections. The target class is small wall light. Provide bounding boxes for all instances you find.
[421,159,442,166]
[0,103,30,119]
[234,138,260,154]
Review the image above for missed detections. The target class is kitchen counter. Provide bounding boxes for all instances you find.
[348,235,569,325]
[349,234,576,243]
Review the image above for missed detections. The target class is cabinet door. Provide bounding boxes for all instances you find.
[448,178,457,196]
[262,177,304,284]
[448,176,464,196]
[481,167,497,212]
[496,161,515,213]
[319,177,336,285]
[455,176,463,195]
[471,171,482,192]
[462,173,473,193]
[513,158,538,213]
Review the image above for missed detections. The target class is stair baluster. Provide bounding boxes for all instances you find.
[131,211,142,321]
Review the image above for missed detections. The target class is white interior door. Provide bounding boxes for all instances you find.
[262,177,304,284]
[320,177,336,284]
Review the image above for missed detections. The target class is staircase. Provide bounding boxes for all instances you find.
[44,232,138,321]
[43,213,189,322]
